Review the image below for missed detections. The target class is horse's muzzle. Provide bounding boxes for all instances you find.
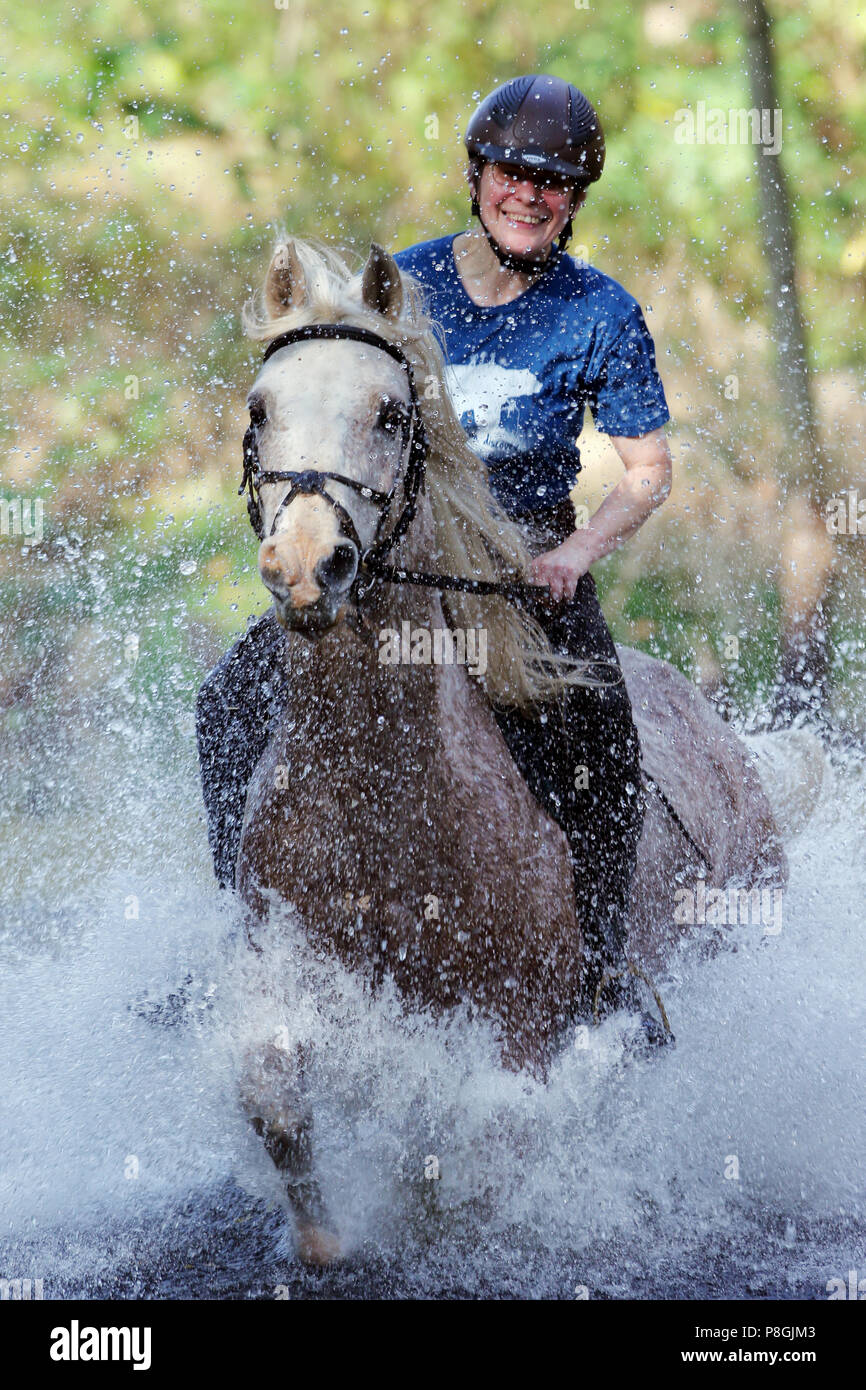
[261,536,360,636]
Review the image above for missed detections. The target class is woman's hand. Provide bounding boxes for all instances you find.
[530,532,595,602]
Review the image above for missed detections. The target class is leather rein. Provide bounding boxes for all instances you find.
[238,323,711,872]
[238,322,548,606]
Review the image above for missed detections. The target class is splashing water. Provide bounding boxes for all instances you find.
[1,685,864,1300]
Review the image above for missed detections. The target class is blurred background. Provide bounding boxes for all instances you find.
[1,0,865,745]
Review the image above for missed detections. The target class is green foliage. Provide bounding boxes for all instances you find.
[1,1,864,719]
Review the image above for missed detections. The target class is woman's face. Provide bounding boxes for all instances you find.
[476,161,581,261]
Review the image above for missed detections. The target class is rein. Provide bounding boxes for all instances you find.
[240,318,706,874]
[239,321,548,607]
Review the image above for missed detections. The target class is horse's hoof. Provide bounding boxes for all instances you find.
[296,1222,342,1267]
[626,1011,675,1056]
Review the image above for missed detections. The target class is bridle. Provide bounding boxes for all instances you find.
[236,321,695,849]
[239,321,546,606]
[239,323,429,595]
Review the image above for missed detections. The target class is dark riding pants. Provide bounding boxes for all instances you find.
[491,498,645,997]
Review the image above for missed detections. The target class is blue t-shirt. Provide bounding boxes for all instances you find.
[393,235,670,515]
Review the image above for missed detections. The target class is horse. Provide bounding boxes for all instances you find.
[227,236,787,1265]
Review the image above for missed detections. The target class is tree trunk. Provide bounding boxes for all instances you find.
[738,0,835,724]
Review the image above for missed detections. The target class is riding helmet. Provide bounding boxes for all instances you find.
[464,74,605,272]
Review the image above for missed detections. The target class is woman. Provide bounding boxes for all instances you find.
[196,73,672,1033]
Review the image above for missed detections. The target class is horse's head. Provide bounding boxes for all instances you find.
[242,241,424,636]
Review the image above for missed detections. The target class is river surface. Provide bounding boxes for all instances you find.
[1,669,864,1300]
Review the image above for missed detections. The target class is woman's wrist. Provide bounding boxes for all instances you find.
[562,525,606,568]
[565,477,666,569]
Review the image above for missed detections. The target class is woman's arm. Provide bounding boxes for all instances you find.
[530,428,672,601]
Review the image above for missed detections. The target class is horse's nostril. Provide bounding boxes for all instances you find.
[315,542,358,591]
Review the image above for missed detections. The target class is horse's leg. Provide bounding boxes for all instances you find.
[239,1040,341,1267]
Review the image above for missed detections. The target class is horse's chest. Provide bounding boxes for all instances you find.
[240,724,575,998]
[261,749,489,904]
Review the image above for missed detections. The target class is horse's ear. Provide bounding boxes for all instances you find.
[265,240,307,317]
[360,242,403,321]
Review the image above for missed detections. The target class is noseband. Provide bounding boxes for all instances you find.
[239,320,546,606]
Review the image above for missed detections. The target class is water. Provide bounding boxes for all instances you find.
[1,682,864,1300]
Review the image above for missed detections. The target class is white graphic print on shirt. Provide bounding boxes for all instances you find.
[445,360,543,460]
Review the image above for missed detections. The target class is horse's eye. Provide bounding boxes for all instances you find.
[375,398,408,436]
[249,394,268,428]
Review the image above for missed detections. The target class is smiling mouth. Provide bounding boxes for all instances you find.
[500,210,548,228]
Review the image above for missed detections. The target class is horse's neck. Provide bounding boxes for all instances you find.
[268,486,491,797]
[275,584,463,764]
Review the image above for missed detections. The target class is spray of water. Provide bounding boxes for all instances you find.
[1,659,864,1298]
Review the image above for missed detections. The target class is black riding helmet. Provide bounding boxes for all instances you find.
[464,74,605,275]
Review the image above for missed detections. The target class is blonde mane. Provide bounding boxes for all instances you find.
[242,236,598,709]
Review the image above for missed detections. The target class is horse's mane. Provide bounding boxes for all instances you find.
[242,236,598,709]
